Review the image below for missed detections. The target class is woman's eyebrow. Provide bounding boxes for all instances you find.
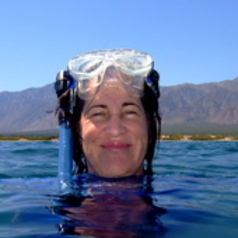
[85,104,107,114]
[122,102,143,111]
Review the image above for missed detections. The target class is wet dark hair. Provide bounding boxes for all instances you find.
[70,73,161,175]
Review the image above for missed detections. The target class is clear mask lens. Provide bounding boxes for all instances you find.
[67,49,153,100]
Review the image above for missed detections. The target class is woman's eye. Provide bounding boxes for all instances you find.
[92,112,105,117]
[124,109,139,117]
[89,110,107,121]
[125,110,137,115]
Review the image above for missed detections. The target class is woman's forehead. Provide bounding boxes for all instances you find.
[83,87,142,110]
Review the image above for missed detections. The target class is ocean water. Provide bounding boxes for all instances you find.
[0,141,238,238]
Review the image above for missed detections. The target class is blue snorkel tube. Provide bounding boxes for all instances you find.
[58,119,73,192]
[55,71,76,192]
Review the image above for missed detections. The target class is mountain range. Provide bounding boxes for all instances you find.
[0,77,238,135]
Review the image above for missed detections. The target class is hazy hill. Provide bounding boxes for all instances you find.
[161,78,238,124]
[160,78,238,135]
[0,84,58,134]
[0,77,237,135]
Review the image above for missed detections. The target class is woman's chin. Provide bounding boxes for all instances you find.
[93,165,143,178]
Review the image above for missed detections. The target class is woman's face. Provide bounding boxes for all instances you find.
[80,87,148,178]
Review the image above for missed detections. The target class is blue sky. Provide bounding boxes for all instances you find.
[1,0,238,91]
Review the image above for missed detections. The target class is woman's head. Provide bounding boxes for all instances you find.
[60,49,160,177]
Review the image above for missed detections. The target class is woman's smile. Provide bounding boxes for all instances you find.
[101,142,132,152]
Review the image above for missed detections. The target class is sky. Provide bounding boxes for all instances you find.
[0,0,238,92]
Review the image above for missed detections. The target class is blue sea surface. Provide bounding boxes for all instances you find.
[0,141,238,237]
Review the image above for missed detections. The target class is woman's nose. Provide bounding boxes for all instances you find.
[106,115,126,136]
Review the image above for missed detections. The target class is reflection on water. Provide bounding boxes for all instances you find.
[52,174,167,237]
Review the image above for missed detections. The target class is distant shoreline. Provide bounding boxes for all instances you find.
[0,136,58,142]
[160,135,238,141]
[0,135,238,142]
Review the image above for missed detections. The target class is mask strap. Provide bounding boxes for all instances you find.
[146,70,160,98]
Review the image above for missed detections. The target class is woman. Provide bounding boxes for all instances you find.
[54,49,166,237]
[56,49,161,178]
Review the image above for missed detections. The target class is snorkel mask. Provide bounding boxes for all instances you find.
[67,49,159,100]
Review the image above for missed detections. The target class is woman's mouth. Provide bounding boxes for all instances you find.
[101,142,131,150]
